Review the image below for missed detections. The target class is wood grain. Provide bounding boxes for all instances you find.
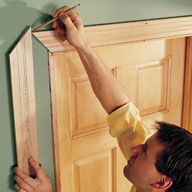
[49,39,185,191]
[32,16,192,191]
[182,37,192,132]
[9,27,39,175]
[33,16,192,53]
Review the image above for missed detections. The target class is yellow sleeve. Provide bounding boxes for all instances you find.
[106,102,148,160]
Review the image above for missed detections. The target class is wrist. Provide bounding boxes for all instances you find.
[76,41,92,53]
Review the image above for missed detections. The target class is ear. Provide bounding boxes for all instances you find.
[151,175,173,190]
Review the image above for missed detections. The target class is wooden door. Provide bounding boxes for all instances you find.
[49,37,185,192]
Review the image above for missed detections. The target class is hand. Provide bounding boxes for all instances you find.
[52,6,89,49]
[13,158,52,192]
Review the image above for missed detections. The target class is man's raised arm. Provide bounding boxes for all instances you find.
[53,7,129,114]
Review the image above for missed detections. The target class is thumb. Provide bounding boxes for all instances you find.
[28,158,46,179]
[59,13,76,32]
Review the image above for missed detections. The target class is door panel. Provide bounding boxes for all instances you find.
[50,38,185,192]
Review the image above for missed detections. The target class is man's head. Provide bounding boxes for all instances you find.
[123,121,192,192]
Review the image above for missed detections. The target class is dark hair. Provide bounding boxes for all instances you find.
[155,121,192,192]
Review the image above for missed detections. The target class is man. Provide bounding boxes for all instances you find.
[14,6,192,192]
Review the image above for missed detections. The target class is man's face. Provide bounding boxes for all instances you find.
[124,133,165,191]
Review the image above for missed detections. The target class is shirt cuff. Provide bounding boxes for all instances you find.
[106,102,142,137]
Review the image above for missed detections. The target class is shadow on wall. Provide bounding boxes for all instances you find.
[0,0,56,191]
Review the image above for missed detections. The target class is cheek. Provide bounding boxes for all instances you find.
[131,158,151,180]
[133,158,157,184]
[123,162,147,187]
[123,158,146,181]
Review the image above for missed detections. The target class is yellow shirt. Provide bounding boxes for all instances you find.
[107,102,148,160]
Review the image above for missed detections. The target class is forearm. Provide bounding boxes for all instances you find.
[53,7,129,113]
[76,44,129,114]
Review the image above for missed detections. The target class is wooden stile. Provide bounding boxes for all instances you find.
[9,27,39,176]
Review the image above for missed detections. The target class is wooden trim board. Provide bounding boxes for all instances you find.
[182,36,192,132]
[9,27,39,175]
[33,16,192,53]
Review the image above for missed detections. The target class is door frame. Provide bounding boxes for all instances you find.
[33,16,192,191]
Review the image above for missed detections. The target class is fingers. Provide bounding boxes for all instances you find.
[54,6,69,17]
[52,6,88,48]
[15,183,20,191]
[52,6,83,31]
[65,12,83,29]
[52,6,70,28]
[55,20,66,34]
[28,158,46,179]
[15,176,33,192]
[28,158,40,171]
[14,167,34,185]
[59,13,75,32]
[18,189,26,192]
[53,6,70,19]
[13,160,52,192]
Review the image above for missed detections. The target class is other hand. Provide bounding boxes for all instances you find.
[13,158,52,192]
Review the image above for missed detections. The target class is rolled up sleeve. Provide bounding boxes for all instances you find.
[106,102,148,159]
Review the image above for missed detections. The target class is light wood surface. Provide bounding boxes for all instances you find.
[33,16,192,53]
[9,27,39,175]
[33,16,192,191]
[49,38,185,192]
[182,37,192,132]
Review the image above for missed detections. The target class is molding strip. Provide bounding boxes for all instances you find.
[182,37,192,132]
[33,16,192,52]
[9,27,39,175]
